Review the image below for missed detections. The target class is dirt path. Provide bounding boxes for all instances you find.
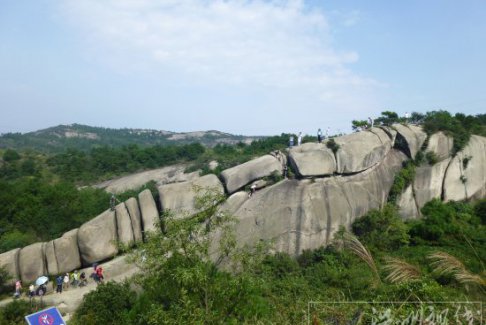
[0,255,139,321]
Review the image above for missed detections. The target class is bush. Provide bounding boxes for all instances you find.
[425,151,438,165]
[326,138,340,154]
[352,204,410,251]
[388,161,416,204]
[0,300,32,325]
[71,281,136,325]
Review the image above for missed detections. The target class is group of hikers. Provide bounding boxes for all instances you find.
[289,127,331,148]
[13,263,105,298]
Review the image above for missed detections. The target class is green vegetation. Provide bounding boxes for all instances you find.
[0,124,258,153]
[387,160,416,204]
[326,138,340,154]
[421,111,486,154]
[67,193,485,324]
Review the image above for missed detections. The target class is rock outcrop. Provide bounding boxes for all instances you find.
[334,128,392,174]
[413,158,451,210]
[425,132,453,161]
[138,189,160,233]
[54,229,81,274]
[397,185,419,219]
[78,210,118,265]
[443,135,486,201]
[288,143,336,177]
[229,149,407,255]
[125,197,143,242]
[0,249,20,284]
[392,124,427,159]
[43,241,59,276]
[158,174,224,216]
[115,203,135,246]
[220,155,283,194]
[19,243,46,283]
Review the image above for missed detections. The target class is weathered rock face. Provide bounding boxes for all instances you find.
[392,124,427,159]
[426,132,453,161]
[138,189,160,234]
[125,197,143,242]
[230,149,407,255]
[54,229,81,274]
[288,143,336,177]
[78,210,118,265]
[413,158,451,210]
[0,248,20,284]
[43,241,58,276]
[19,243,46,283]
[219,191,249,215]
[443,135,486,201]
[220,155,282,194]
[158,174,224,217]
[94,165,200,194]
[334,128,392,174]
[397,185,419,219]
[115,203,135,246]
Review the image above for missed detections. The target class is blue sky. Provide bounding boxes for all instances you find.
[0,0,485,136]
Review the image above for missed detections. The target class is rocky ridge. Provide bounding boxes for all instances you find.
[1,124,485,288]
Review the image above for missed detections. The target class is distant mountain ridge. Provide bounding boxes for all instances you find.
[0,124,262,152]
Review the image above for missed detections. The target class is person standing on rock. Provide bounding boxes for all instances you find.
[317,128,322,143]
[110,194,119,211]
[96,266,104,283]
[63,273,70,290]
[14,280,21,298]
[368,117,374,128]
[72,270,79,287]
[248,184,257,197]
[56,275,63,294]
[297,132,302,146]
[289,135,294,147]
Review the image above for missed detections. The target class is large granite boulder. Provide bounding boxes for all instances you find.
[115,203,135,246]
[425,132,453,161]
[19,243,46,283]
[0,248,20,284]
[43,241,58,276]
[78,210,118,265]
[54,229,81,274]
[125,197,143,242]
[228,149,407,255]
[138,189,160,234]
[158,174,224,217]
[220,155,282,194]
[443,135,486,201]
[413,158,451,210]
[397,185,419,219]
[218,191,249,215]
[392,124,427,159]
[334,128,392,174]
[288,143,336,177]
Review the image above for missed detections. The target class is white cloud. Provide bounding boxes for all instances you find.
[60,0,377,91]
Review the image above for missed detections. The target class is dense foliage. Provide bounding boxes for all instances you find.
[68,191,485,324]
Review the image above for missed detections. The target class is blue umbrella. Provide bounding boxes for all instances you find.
[35,276,49,286]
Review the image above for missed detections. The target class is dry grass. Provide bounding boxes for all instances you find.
[340,231,381,285]
[383,257,421,284]
[427,251,485,287]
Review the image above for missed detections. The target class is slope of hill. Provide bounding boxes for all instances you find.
[0,124,261,153]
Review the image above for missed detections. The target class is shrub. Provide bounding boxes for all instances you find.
[0,300,32,325]
[71,281,136,325]
[425,151,438,165]
[388,161,416,204]
[326,138,340,154]
[352,204,410,251]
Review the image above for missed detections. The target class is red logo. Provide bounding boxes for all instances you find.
[38,313,54,325]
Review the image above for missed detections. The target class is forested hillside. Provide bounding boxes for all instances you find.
[0,124,261,153]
